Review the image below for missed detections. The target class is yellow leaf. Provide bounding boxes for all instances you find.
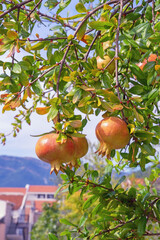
[133,108,144,123]
[101,101,113,112]
[102,111,110,118]
[68,34,74,40]
[36,33,39,38]
[81,35,93,45]
[103,4,112,10]
[2,104,12,112]
[7,30,18,40]
[155,65,160,71]
[97,97,101,107]
[127,124,135,134]
[10,98,21,109]
[63,76,71,82]
[69,120,82,128]
[36,106,50,115]
[112,104,123,111]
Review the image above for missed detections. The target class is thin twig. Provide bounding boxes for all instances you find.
[143,233,160,236]
[0,0,34,18]
[19,37,67,42]
[84,31,101,61]
[92,217,138,239]
[18,64,59,96]
[37,12,76,31]
[115,0,125,120]
[152,0,155,30]
[27,0,42,19]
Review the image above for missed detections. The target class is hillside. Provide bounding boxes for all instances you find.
[0,155,60,187]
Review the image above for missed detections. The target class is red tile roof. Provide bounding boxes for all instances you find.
[34,200,56,212]
[29,185,58,193]
[0,185,58,211]
[0,187,26,194]
[0,195,23,210]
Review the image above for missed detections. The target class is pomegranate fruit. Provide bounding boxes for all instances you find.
[72,136,88,158]
[35,133,88,175]
[96,55,115,74]
[95,117,130,158]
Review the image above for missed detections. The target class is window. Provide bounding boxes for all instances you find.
[47,194,54,199]
[37,194,45,199]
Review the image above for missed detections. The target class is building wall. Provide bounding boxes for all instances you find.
[5,202,13,234]
[0,223,6,240]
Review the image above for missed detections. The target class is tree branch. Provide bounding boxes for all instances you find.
[0,0,34,18]
[84,31,101,61]
[92,217,138,239]
[115,0,126,120]
[27,0,42,19]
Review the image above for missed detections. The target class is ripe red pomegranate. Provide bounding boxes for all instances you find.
[35,133,88,174]
[95,117,130,158]
[70,136,88,167]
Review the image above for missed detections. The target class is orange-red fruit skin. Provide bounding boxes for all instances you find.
[35,133,76,174]
[95,117,130,158]
[35,133,88,175]
[72,136,88,158]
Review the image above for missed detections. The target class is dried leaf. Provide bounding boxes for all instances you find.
[36,106,50,115]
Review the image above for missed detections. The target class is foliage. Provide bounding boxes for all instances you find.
[31,202,60,240]
[1,0,160,239]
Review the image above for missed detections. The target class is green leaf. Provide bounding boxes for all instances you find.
[143,61,155,72]
[133,108,144,123]
[47,107,58,122]
[89,21,113,31]
[31,41,46,50]
[137,216,147,236]
[83,195,98,210]
[79,213,88,227]
[131,22,151,35]
[75,2,87,13]
[156,200,160,213]
[141,142,155,156]
[77,21,87,41]
[152,126,160,137]
[135,130,153,140]
[78,96,91,107]
[60,218,77,227]
[57,0,71,14]
[12,63,21,74]
[72,89,82,104]
[31,81,42,95]
[155,4,160,11]
[154,21,160,31]
[7,30,18,40]
[114,175,126,189]
[128,187,136,199]
[129,85,144,95]
[48,233,59,240]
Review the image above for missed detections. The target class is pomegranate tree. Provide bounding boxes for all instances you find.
[35,133,88,175]
[95,117,130,158]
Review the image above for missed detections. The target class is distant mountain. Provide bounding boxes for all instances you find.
[0,155,60,187]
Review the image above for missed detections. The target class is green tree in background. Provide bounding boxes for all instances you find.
[31,202,60,240]
[1,0,160,239]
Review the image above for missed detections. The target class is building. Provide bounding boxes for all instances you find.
[0,185,58,240]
